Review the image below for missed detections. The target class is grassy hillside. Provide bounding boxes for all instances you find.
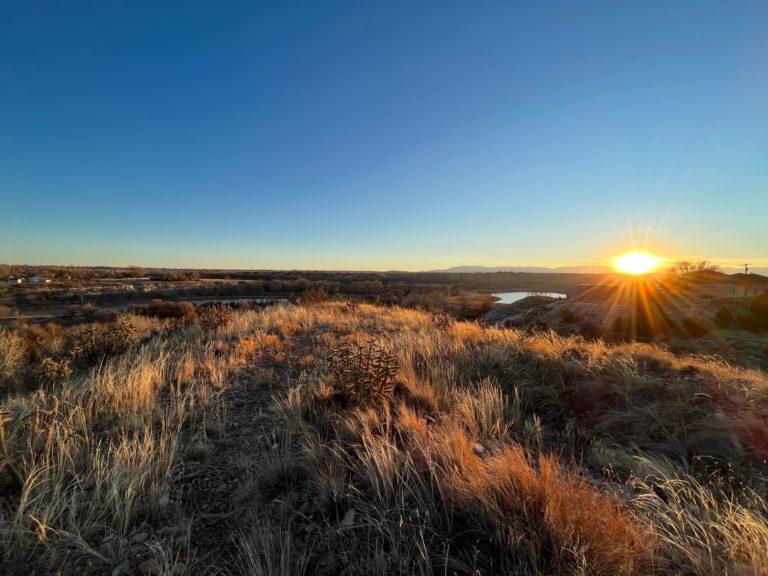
[1,302,768,575]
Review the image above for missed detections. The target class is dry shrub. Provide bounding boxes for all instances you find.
[38,357,72,384]
[198,304,234,332]
[296,288,328,306]
[105,314,141,352]
[138,300,198,322]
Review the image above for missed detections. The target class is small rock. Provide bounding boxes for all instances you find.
[340,509,355,529]
[82,524,103,544]
[136,558,161,576]
[473,443,485,455]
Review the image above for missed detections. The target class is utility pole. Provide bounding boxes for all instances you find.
[744,263,750,296]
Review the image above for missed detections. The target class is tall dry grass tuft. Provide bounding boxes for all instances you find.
[631,463,768,575]
[235,517,312,576]
[0,328,27,387]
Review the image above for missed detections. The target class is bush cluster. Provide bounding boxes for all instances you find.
[296,288,328,306]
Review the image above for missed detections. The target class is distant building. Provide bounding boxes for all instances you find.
[28,275,51,284]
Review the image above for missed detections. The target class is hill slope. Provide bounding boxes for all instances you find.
[1,302,768,574]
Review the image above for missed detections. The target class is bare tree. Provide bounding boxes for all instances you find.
[670,260,719,275]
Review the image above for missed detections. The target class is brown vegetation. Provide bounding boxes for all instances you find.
[1,302,767,574]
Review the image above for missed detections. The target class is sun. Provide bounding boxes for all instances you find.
[614,251,662,275]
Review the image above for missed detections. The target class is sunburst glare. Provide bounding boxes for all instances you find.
[614,251,663,275]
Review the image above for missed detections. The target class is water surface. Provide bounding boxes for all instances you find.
[492,292,566,304]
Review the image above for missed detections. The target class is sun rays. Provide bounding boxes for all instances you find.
[614,251,663,275]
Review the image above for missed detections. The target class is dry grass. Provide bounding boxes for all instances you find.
[0,328,28,387]
[2,301,768,574]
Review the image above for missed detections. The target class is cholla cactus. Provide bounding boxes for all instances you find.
[328,340,399,406]
[431,313,456,330]
[197,304,234,332]
[39,357,72,384]
[105,315,140,352]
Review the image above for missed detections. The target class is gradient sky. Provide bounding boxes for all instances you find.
[2,1,767,270]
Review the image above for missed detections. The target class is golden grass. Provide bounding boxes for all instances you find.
[2,301,767,574]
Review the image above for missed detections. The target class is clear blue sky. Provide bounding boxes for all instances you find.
[2,1,767,270]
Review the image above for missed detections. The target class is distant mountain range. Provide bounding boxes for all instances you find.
[430,265,617,274]
[431,265,768,275]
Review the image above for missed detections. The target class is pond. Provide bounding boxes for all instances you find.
[492,291,566,304]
